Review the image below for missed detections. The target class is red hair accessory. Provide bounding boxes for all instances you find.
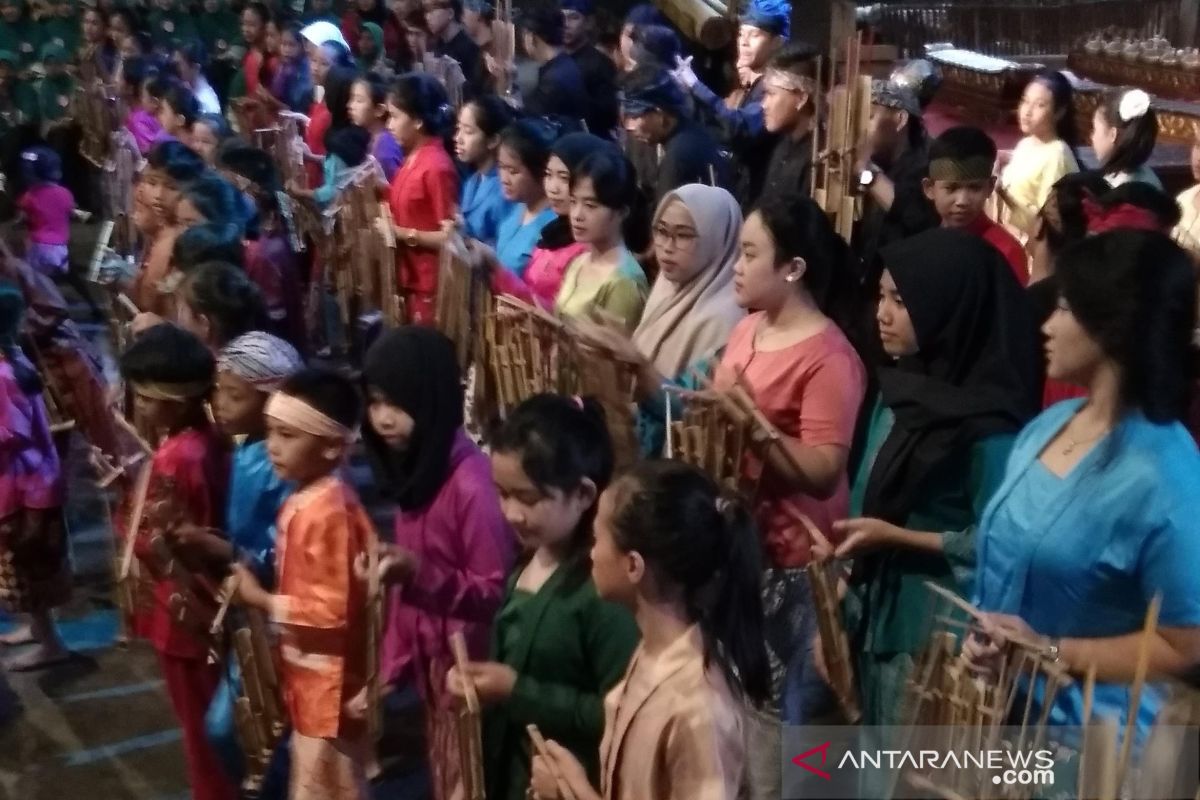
[1082,196,1163,235]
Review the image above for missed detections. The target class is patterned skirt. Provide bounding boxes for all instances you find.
[0,508,72,613]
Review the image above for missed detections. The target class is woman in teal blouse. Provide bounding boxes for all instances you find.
[447,394,639,800]
[827,229,1040,727]
[967,230,1200,743]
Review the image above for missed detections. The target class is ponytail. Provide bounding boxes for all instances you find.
[610,460,770,706]
[708,492,771,706]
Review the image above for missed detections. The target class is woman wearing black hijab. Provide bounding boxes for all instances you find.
[362,326,515,800]
[820,228,1040,727]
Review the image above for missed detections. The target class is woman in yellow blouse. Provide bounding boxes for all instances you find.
[996,70,1080,243]
[554,150,650,334]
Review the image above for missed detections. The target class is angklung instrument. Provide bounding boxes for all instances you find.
[812,34,872,243]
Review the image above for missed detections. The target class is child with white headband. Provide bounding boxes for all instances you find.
[232,367,374,800]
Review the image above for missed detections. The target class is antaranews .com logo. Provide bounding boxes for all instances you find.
[791,740,1054,787]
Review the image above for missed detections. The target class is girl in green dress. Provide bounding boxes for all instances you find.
[447,394,640,800]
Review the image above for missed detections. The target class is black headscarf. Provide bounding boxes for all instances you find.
[537,132,617,250]
[862,228,1040,524]
[362,327,464,511]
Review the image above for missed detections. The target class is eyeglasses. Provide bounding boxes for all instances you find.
[651,224,698,249]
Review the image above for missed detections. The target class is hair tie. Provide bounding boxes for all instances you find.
[715,496,731,515]
[571,394,584,410]
[1082,196,1162,235]
[1118,89,1151,123]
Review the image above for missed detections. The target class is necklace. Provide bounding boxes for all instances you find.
[1060,425,1109,456]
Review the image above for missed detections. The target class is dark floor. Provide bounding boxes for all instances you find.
[0,223,429,799]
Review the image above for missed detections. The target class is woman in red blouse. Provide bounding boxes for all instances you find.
[385,73,460,324]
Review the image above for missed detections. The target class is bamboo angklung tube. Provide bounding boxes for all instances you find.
[451,631,486,800]
[655,0,737,49]
[231,609,287,797]
[812,34,872,243]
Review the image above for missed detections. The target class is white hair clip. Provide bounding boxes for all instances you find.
[1118,89,1151,123]
[20,151,38,161]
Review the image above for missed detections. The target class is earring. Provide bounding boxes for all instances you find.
[785,272,801,283]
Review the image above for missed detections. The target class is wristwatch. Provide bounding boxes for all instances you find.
[405,228,419,248]
[1042,637,1062,664]
[859,164,879,191]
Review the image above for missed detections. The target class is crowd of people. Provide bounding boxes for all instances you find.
[2,0,1200,798]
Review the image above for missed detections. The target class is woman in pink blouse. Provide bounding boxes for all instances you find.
[713,194,867,726]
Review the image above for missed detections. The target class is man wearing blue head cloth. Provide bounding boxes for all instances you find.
[672,0,789,210]
[620,65,730,206]
[560,0,619,137]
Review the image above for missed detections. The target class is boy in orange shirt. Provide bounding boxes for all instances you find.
[233,368,374,800]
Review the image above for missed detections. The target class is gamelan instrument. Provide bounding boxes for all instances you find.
[926,48,1038,128]
[451,631,486,800]
[862,0,1176,61]
[480,295,641,469]
[812,35,872,243]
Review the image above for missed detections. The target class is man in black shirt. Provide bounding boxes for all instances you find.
[560,0,619,138]
[757,41,820,206]
[515,3,588,129]
[853,80,940,280]
[424,0,485,98]
[620,66,731,206]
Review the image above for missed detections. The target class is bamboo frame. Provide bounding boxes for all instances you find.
[900,582,1077,800]
[451,631,486,800]
[481,295,641,469]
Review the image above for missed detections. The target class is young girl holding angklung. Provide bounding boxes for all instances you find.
[447,394,638,800]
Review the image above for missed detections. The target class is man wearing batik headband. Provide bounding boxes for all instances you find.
[671,0,790,209]
[118,324,239,800]
[561,0,619,138]
[233,368,375,800]
[201,331,303,791]
[854,78,939,276]
[620,65,730,206]
[756,40,819,206]
[923,125,1028,285]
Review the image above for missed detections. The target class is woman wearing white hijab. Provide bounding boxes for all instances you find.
[581,183,745,455]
